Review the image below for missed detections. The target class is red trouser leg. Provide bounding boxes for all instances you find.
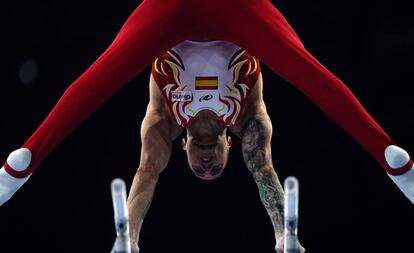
[217,0,412,175]
[4,0,412,178]
[4,0,191,178]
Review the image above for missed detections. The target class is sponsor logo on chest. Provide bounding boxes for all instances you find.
[171,91,193,102]
[199,94,214,102]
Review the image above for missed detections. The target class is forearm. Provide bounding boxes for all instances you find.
[127,167,160,246]
[241,117,284,240]
[252,165,285,240]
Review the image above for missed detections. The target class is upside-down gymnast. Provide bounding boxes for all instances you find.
[1,0,413,252]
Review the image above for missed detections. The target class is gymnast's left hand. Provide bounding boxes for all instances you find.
[275,245,306,253]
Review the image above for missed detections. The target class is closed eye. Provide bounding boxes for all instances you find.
[193,166,205,174]
[210,165,222,175]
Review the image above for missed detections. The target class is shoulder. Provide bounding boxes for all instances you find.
[230,73,272,136]
[148,75,168,115]
[147,75,180,131]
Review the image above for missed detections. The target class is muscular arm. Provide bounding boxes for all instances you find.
[127,75,182,250]
[127,100,182,252]
[240,112,285,243]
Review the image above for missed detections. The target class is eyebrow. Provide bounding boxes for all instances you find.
[193,166,205,172]
[199,163,223,171]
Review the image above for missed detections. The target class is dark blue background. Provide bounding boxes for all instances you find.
[0,0,413,252]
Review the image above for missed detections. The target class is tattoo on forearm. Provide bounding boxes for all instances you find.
[255,168,285,237]
[241,118,267,173]
[241,118,285,237]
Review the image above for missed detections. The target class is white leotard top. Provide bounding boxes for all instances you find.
[152,40,260,127]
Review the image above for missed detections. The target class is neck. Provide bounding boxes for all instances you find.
[188,110,225,137]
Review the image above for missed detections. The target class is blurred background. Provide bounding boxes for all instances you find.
[0,0,413,252]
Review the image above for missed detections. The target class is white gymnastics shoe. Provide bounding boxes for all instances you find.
[0,148,32,206]
[385,145,414,204]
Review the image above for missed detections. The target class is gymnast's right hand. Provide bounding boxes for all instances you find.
[0,148,33,205]
[131,244,140,253]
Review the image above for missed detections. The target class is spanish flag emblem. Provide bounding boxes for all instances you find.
[195,76,218,90]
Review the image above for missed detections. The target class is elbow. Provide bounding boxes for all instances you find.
[250,163,276,179]
[135,165,161,182]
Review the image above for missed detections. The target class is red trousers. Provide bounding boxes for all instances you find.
[5,0,412,177]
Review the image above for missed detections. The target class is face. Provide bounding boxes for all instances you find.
[182,132,232,181]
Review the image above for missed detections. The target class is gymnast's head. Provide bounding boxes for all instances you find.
[182,110,232,181]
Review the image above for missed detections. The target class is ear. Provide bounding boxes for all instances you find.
[182,138,187,151]
[227,136,232,148]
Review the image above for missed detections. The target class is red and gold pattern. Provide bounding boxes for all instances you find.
[220,49,260,125]
[152,47,261,127]
[152,50,189,126]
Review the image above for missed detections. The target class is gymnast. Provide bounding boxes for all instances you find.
[1,0,413,252]
[126,39,299,252]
